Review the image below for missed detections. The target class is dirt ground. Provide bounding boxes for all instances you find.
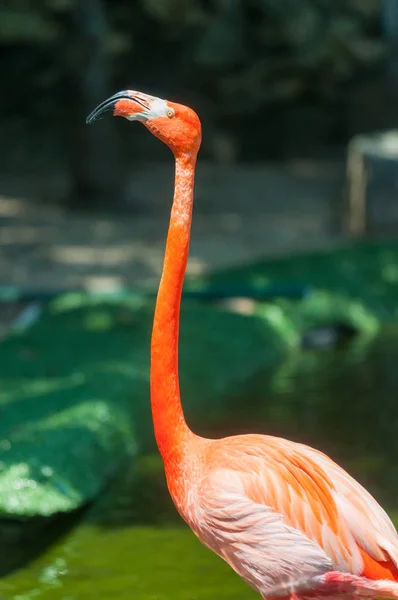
[0,159,346,298]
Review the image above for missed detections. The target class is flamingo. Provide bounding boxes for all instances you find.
[86,90,398,600]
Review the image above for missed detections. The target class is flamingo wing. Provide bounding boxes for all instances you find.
[193,467,333,599]
[303,445,398,578]
[196,435,398,584]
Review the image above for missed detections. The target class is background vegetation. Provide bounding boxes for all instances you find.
[0,0,392,207]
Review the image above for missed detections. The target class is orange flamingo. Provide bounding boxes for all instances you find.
[87,90,398,600]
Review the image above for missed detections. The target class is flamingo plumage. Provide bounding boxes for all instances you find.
[87,90,398,600]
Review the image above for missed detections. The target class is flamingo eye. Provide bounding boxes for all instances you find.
[166,108,175,119]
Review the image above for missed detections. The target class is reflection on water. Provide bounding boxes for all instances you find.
[1,330,398,598]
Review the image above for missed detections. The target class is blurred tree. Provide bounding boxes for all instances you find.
[66,0,127,210]
[383,0,398,88]
[0,0,387,181]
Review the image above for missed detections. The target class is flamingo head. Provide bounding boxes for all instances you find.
[86,90,202,157]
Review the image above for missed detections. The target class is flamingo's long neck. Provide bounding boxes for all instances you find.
[150,152,197,467]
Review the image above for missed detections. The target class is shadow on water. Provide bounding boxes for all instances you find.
[0,506,87,577]
[2,329,398,598]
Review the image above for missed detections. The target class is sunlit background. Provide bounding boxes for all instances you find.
[1,1,398,598]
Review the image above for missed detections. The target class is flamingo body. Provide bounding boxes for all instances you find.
[168,433,398,600]
[86,90,398,600]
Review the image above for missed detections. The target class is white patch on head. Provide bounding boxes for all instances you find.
[151,97,169,118]
[126,95,169,122]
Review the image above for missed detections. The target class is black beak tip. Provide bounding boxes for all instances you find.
[86,107,105,125]
[85,91,132,126]
[85,113,96,125]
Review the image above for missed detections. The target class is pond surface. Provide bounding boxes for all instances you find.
[1,329,398,599]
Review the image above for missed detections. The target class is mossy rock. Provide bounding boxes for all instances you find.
[0,295,289,517]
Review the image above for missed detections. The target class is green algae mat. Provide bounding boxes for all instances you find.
[0,296,288,518]
[0,238,397,519]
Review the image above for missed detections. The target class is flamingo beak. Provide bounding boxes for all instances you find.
[86,90,151,124]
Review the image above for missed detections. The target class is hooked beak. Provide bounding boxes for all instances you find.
[86,90,150,124]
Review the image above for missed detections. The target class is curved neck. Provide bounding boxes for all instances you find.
[150,153,197,465]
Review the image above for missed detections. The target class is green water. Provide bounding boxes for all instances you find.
[2,330,398,599]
